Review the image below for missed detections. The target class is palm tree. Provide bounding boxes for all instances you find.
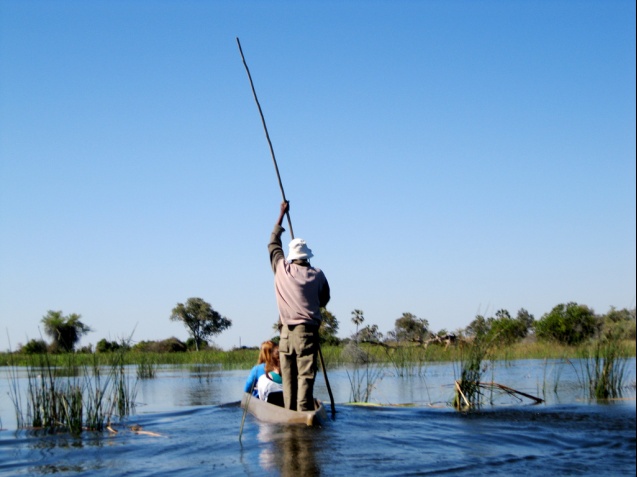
[41,310,92,352]
[351,309,365,342]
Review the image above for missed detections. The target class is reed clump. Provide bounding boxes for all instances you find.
[342,342,384,403]
[452,334,492,410]
[136,353,158,379]
[580,331,632,400]
[9,351,137,435]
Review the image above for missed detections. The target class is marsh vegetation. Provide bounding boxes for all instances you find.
[3,302,634,430]
[2,336,634,438]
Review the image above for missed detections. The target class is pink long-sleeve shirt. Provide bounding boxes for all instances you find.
[268,225,330,326]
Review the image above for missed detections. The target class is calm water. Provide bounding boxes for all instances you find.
[0,359,635,476]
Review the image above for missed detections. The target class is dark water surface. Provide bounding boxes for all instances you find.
[1,359,635,476]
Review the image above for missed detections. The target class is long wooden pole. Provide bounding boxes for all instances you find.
[236,37,293,238]
[317,344,336,418]
[236,37,336,418]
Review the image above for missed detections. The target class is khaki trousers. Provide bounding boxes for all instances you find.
[279,324,318,411]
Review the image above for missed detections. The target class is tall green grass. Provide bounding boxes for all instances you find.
[8,351,137,434]
[136,353,157,379]
[452,335,492,410]
[341,342,384,402]
[2,340,633,368]
[579,335,632,400]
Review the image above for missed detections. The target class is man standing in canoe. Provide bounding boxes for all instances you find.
[268,200,330,411]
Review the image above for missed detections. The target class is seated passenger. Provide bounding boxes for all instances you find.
[244,341,275,397]
[257,345,284,406]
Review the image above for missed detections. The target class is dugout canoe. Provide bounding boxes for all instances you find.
[240,393,328,426]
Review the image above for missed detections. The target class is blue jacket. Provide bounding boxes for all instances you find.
[244,363,266,395]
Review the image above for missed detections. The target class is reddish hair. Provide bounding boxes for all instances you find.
[265,346,280,374]
[258,340,276,366]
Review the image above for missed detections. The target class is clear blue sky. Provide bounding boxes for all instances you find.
[1,1,635,352]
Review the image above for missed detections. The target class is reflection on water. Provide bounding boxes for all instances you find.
[9,432,114,475]
[258,424,322,476]
[137,364,233,409]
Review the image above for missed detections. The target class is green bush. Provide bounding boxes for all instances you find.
[96,339,121,353]
[601,307,636,340]
[535,302,601,345]
[186,338,209,351]
[20,339,48,354]
[132,337,187,353]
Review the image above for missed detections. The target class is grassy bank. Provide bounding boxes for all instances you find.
[2,340,634,368]
[1,347,259,368]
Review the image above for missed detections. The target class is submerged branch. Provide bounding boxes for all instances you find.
[479,382,544,404]
[454,380,544,409]
[454,380,470,409]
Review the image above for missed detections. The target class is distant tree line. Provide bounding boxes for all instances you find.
[15,297,232,354]
[13,300,635,355]
[347,303,635,349]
